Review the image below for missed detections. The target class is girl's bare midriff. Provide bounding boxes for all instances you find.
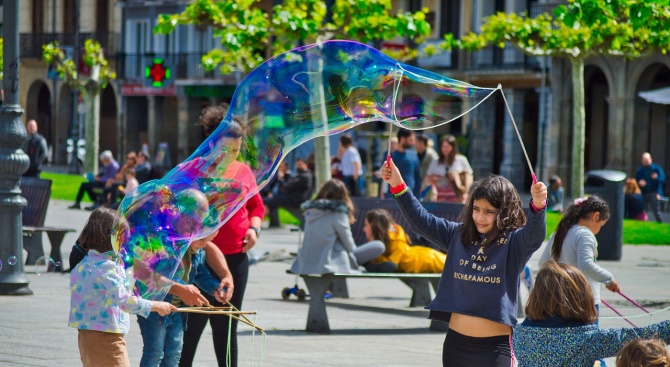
[449,313,512,337]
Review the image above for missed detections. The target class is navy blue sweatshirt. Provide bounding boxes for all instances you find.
[394,190,546,327]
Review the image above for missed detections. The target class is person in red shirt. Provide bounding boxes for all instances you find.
[179,104,264,367]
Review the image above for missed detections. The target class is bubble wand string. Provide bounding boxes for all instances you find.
[498,84,537,184]
[601,300,637,327]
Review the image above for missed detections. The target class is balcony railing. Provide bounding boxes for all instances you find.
[20,32,120,59]
[117,53,225,81]
[530,1,567,18]
[470,45,539,70]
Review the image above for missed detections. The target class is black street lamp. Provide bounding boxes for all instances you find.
[0,0,33,295]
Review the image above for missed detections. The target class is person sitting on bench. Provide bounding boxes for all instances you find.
[69,150,119,210]
[290,179,386,275]
[264,158,313,228]
[363,208,446,273]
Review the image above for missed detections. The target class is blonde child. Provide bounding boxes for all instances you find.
[69,207,176,367]
[382,160,547,366]
[617,338,670,367]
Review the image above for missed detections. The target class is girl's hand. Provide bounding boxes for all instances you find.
[242,229,258,252]
[151,301,178,316]
[380,158,404,188]
[530,181,548,208]
[605,279,620,293]
[218,276,234,302]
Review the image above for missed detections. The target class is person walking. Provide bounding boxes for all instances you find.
[389,129,422,198]
[339,134,365,197]
[415,134,438,201]
[21,119,48,177]
[636,152,666,222]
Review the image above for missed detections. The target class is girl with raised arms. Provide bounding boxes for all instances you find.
[382,159,547,366]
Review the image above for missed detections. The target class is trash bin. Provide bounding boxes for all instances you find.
[584,170,626,260]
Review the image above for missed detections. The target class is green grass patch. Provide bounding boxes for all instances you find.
[545,211,670,245]
[41,172,92,202]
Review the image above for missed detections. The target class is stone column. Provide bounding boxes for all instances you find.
[499,89,527,189]
[176,92,190,163]
[147,96,156,153]
[0,0,32,295]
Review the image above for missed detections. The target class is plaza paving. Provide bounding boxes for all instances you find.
[1,198,669,366]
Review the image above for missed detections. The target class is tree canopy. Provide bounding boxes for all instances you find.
[154,0,431,73]
[443,0,670,197]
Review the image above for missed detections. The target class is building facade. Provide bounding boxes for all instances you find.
[18,0,121,166]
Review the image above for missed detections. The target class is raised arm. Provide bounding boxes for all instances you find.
[381,158,456,251]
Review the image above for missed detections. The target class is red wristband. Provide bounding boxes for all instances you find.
[390,182,407,195]
[530,199,546,212]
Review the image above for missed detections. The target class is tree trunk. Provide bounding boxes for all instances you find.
[310,58,331,191]
[83,65,101,173]
[570,57,585,198]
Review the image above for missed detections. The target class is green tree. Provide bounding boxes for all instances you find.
[43,40,116,174]
[155,0,431,190]
[443,0,670,197]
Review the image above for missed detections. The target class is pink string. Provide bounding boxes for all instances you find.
[618,291,650,314]
[601,300,637,327]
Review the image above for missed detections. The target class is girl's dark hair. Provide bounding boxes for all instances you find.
[551,195,609,261]
[458,175,525,247]
[525,260,598,324]
[339,134,353,148]
[314,179,355,224]
[616,338,670,367]
[366,209,410,256]
[197,103,229,137]
[437,134,458,166]
[78,208,124,253]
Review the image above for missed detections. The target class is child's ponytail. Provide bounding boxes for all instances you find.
[551,195,610,261]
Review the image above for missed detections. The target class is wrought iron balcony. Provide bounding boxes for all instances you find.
[470,45,539,70]
[19,32,120,59]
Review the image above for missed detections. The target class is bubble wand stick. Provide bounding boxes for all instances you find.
[499,84,538,185]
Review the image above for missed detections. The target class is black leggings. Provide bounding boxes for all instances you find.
[442,329,513,367]
[179,252,249,367]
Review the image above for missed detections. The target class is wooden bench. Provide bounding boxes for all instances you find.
[20,178,76,272]
[290,271,446,333]
[290,198,463,333]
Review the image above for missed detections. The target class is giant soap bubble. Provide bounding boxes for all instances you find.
[115,40,497,300]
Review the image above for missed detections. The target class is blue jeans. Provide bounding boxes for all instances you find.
[137,312,185,367]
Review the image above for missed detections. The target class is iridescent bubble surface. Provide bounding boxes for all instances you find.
[115,40,497,300]
[7,256,17,266]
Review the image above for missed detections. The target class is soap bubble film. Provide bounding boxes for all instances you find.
[115,40,497,300]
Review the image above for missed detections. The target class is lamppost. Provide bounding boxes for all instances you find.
[68,0,81,174]
[0,0,33,295]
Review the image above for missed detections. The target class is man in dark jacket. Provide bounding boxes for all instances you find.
[22,120,48,177]
[636,152,666,222]
[263,158,313,228]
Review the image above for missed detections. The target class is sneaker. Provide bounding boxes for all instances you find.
[68,203,81,209]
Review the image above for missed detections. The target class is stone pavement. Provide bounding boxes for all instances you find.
[1,199,669,366]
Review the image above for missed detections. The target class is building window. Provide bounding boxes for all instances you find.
[32,0,45,34]
[63,0,75,33]
[96,0,109,32]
